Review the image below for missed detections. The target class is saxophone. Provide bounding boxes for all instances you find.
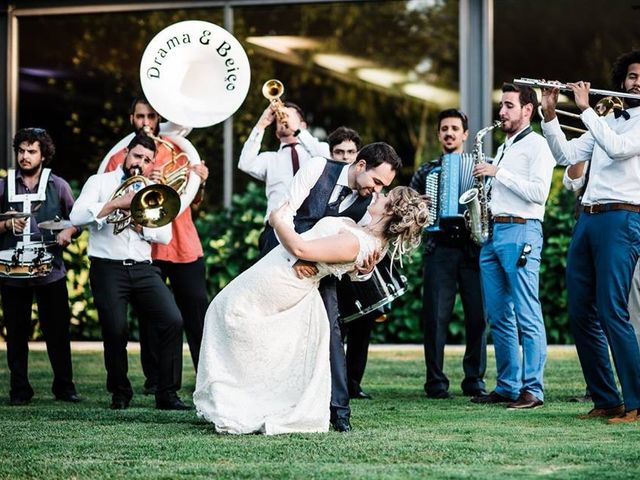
[458,120,502,246]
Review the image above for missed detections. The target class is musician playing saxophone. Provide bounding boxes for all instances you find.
[470,84,555,410]
[409,109,487,399]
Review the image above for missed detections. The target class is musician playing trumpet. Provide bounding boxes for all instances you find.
[70,134,188,411]
[239,98,330,255]
[540,51,640,424]
[0,128,80,406]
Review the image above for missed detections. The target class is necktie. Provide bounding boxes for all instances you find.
[284,143,299,174]
[614,109,630,120]
[327,185,352,214]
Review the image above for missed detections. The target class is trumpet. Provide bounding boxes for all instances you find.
[262,79,289,128]
[514,77,640,101]
[142,126,191,195]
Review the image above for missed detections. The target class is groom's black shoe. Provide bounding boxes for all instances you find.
[155,392,191,411]
[332,418,352,432]
[350,389,372,400]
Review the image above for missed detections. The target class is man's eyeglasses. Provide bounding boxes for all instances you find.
[517,243,532,267]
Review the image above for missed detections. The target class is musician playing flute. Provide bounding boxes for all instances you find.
[409,109,487,400]
[0,128,80,406]
[541,50,640,423]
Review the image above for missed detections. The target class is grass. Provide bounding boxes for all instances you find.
[1,346,639,479]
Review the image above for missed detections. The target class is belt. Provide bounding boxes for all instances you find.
[90,257,153,266]
[582,203,640,214]
[493,216,527,224]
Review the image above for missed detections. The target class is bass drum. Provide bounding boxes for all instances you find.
[337,255,407,323]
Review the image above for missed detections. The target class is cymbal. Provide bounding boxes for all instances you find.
[0,211,31,221]
[37,219,74,231]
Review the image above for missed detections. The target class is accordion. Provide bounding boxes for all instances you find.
[424,153,475,233]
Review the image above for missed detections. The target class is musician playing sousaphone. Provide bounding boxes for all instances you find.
[0,127,81,406]
[98,95,209,395]
[409,109,487,400]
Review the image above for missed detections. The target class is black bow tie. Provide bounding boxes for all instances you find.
[614,109,630,120]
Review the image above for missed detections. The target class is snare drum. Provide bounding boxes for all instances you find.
[0,247,54,278]
[337,255,407,323]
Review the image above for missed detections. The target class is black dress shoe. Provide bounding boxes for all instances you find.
[110,396,131,410]
[350,390,372,400]
[470,390,512,404]
[56,392,81,403]
[463,389,488,397]
[426,390,453,399]
[332,418,352,432]
[156,393,191,411]
[9,396,32,406]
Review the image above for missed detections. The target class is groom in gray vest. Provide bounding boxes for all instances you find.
[265,142,401,431]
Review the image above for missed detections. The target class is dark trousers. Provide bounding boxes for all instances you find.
[422,243,487,395]
[139,258,208,388]
[1,278,76,400]
[319,276,351,422]
[343,312,376,395]
[89,259,183,400]
[567,211,640,411]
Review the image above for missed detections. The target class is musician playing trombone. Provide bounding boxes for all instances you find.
[540,50,640,424]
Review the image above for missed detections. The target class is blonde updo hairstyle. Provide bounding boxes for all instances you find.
[383,186,431,258]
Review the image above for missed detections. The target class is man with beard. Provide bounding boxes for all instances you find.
[471,85,555,409]
[101,96,209,395]
[410,109,487,400]
[0,128,80,406]
[273,142,401,431]
[70,134,187,410]
[239,102,330,255]
[541,51,640,423]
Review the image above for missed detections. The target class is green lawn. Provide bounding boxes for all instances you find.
[1,346,639,479]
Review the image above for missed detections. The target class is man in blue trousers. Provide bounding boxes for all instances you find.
[541,50,640,423]
[470,83,555,409]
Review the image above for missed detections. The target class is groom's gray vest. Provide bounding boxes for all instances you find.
[294,160,372,234]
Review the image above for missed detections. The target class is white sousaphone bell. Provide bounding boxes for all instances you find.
[102,20,250,234]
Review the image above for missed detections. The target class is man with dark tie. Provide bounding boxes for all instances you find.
[541,50,640,423]
[238,102,329,255]
[273,142,402,432]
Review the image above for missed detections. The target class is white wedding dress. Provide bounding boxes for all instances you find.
[193,217,380,435]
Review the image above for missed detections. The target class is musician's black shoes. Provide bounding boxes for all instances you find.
[110,395,131,410]
[156,393,191,411]
[55,392,81,403]
[332,418,352,432]
[426,390,453,399]
[9,396,32,406]
[350,389,372,400]
[470,390,512,404]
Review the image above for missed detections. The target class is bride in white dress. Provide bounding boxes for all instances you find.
[193,187,429,435]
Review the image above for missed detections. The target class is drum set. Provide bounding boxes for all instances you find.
[0,211,72,279]
[337,255,408,323]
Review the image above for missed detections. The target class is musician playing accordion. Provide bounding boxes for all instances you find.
[409,109,487,400]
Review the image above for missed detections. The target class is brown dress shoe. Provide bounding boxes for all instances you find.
[577,404,624,419]
[608,409,640,424]
[507,391,544,410]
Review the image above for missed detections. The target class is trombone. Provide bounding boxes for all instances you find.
[514,77,640,101]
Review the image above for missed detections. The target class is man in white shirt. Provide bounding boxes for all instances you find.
[70,134,187,411]
[541,50,640,423]
[238,102,330,254]
[470,84,555,409]
[281,142,401,432]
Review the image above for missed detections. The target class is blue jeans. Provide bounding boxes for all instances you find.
[567,210,640,411]
[480,220,546,400]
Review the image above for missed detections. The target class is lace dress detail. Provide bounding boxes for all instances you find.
[193,217,379,435]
